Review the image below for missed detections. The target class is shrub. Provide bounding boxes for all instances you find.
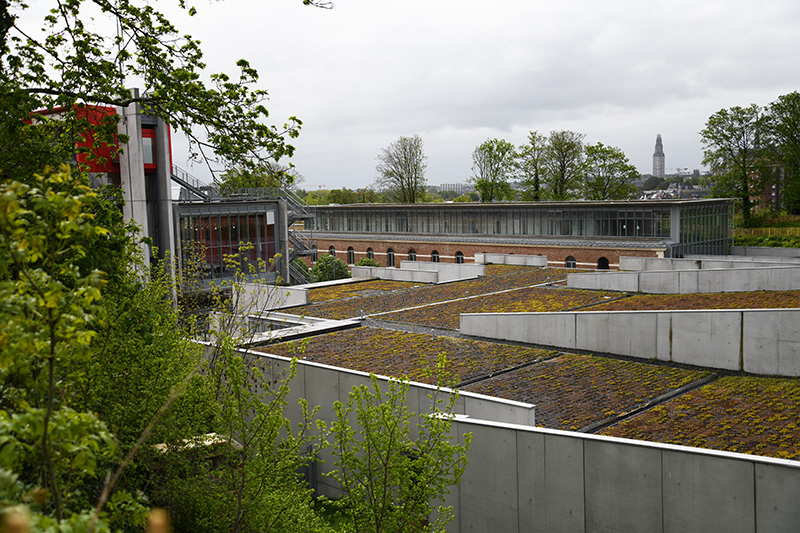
[311,254,351,282]
[355,257,380,267]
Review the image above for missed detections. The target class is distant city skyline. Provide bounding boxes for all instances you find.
[155,0,800,190]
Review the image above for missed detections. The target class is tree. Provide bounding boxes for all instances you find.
[700,104,766,225]
[517,131,548,201]
[544,130,585,200]
[375,135,427,203]
[470,139,515,202]
[583,142,639,200]
[765,92,800,214]
[0,0,330,180]
[219,163,305,194]
[325,375,471,532]
[311,254,350,282]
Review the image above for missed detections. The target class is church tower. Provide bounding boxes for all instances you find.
[653,134,665,178]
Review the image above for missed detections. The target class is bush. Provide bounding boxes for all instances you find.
[311,254,351,282]
[355,257,380,267]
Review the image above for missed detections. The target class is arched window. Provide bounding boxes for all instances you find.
[597,257,610,270]
[565,255,577,268]
[387,248,395,267]
[311,245,318,262]
[408,249,416,261]
[431,250,439,263]
[367,247,374,260]
[455,251,464,264]
[329,246,336,257]
[347,247,355,265]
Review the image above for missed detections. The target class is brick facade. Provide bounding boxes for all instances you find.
[306,236,664,270]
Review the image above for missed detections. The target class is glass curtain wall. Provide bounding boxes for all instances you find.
[179,203,278,285]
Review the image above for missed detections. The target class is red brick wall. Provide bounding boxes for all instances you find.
[305,236,663,270]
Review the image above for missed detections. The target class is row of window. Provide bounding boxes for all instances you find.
[312,247,463,265]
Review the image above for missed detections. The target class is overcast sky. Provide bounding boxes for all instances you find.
[164,0,800,190]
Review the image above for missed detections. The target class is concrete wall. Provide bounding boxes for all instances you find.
[568,266,800,293]
[619,256,794,271]
[732,246,800,258]
[474,253,549,267]
[241,282,309,310]
[247,347,800,532]
[461,309,800,376]
[400,261,486,281]
[447,420,800,533]
[351,265,440,283]
[351,262,485,283]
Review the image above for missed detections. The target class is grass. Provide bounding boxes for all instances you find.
[580,291,800,312]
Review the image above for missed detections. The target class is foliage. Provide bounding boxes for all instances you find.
[324,375,471,532]
[765,91,800,214]
[311,254,350,282]
[734,235,800,248]
[0,0,327,179]
[355,257,381,267]
[517,131,548,201]
[583,142,638,200]
[219,164,305,195]
[375,135,427,204]
[544,130,585,200]
[700,104,767,225]
[470,138,516,202]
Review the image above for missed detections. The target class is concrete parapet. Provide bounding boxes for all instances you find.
[234,345,800,532]
[462,309,800,377]
[731,246,800,258]
[241,282,309,310]
[474,253,548,267]
[569,266,800,294]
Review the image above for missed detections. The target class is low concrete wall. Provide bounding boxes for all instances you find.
[241,282,309,310]
[568,266,800,293]
[461,309,800,376]
[689,253,800,264]
[246,347,800,532]
[619,256,792,271]
[474,253,548,267]
[352,262,485,283]
[400,261,485,281]
[351,265,440,283]
[732,246,800,258]
[447,420,800,533]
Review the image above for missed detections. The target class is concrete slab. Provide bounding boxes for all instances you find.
[671,311,742,370]
[584,439,663,532]
[755,462,800,533]
[662,450,755,532]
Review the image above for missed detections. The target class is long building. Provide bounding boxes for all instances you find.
[306,199,733,270]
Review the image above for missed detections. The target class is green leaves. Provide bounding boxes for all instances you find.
[325,375,470,532]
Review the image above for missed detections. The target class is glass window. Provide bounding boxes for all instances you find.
[455,251,464,264]
[431,250,439,263]
[366,247,374,260]
[311,246,318,262]
[565,256,577,268]
[387,248,395,267]
[347,247,355,264]
[408,249,416,261]
[329,246,336,257]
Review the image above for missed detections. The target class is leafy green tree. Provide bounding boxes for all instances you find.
[766,91,800,214]
[641,175,665,190]
[0,0,329,179]
[312,254,350,282]
[356,257,381,267]
[517,131,548,201]
[375,135,428,203]
[219,164,305,194]
[544,130,585,200]
[325,375,471,533]
[701,104,767,225]
[583,142,639,200]
[470,139,516,202]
